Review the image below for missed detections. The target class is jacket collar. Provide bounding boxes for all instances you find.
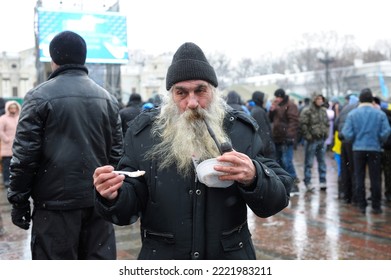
[358,102,374,108]
[48,64,88,80]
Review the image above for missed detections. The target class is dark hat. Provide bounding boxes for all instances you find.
[126,93,142,106]
[129,93,142,102]
[252,91,265,107]
[166,42,218,90]
[226,90,241,104]
[49,31,87,65]
[274,88,286,98]
[373,96,381,105]
[359,88,373,103]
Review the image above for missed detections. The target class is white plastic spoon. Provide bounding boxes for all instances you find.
[112,170,145,177]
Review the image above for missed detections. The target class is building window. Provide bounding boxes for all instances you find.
[2,79,10,97]
[20,78,29,97]
[12,86,18,97]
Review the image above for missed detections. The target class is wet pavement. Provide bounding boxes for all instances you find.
[1,146,391,260]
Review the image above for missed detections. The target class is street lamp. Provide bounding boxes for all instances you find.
[317,51,335,98]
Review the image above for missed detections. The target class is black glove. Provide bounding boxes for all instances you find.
[11,203,31,230]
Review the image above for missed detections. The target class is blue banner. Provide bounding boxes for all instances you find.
[38,8,128,64]
[378,70,389,99]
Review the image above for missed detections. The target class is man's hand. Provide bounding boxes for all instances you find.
[11,203,31,230]
[214,150,256,186]
[93,165,125,201]
[269,98,280,111]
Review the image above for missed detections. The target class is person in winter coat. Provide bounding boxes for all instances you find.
[0,100,21,188]
[373,96,391,203]
[250,91,275,159]
[268,88,300,194]
[340,88,391,214]
[0,97,6,182]
[7,31,123,259]
[226,90,249,114]
[93,42,292,260]
[299,93,330,191]
[119,93,143,136]
[379,103,391,202]
[335,95,359,203]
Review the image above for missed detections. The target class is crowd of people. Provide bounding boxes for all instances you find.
[226,87,391,215]
[2,30,391,260]
[5,31,292,260]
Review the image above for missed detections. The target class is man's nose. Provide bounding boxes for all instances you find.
[187,93,199,109]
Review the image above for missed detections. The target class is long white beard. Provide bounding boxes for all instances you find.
[145,89,229,177]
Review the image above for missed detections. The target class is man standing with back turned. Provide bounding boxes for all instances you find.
[93,42,292,260]
[340,88,391,214]
[8,31,123,259]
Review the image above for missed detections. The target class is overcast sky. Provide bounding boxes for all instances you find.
[1,0,389,61]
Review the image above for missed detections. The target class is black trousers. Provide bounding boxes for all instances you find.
[382,148,391,198]
[31,207,116,260]
[1,156,11,186]
[340,142,355,202]
[353,151,382,209]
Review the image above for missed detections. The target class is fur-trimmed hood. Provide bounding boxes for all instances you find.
[4,100,21,116]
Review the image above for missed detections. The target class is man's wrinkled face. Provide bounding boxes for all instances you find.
[172,80,213,114]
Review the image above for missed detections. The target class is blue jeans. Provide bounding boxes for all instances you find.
[303,140,327,185]
[275,143,297,179]
[334,153,341,177]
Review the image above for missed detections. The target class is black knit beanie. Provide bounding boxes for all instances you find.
[359,88,373,103]
[49,31,87,65]
[166,42,218,90]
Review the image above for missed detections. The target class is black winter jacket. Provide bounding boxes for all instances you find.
[119,101,142,136]
[335,103,358,143]
[250,91,275,159]
[8,65,123,210]
[382,107,391,149]
[95,108,291,260]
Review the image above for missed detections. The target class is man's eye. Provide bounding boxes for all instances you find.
[195,88,207,94]
[175,91,187,99]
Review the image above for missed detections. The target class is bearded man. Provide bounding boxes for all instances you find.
[93,42,292,260]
